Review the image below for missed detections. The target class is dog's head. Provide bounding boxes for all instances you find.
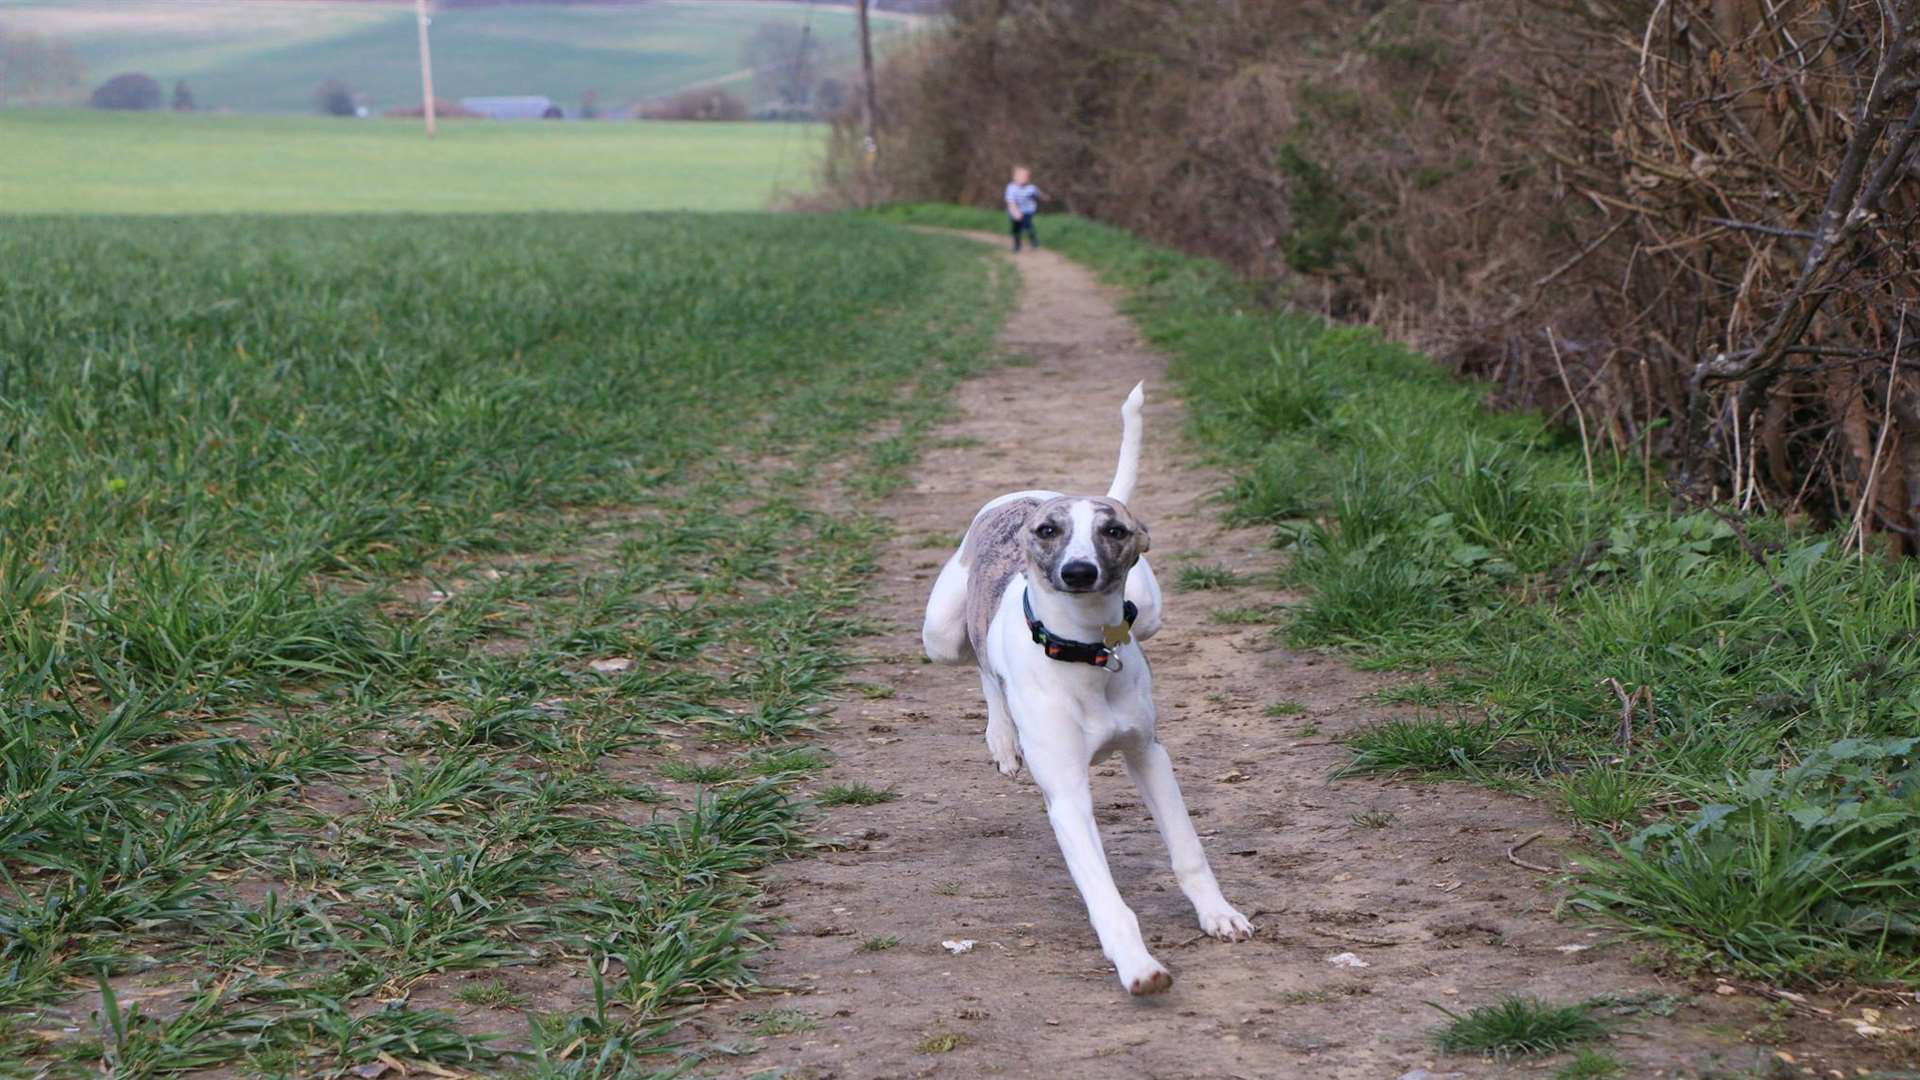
[1021,496,1150,594]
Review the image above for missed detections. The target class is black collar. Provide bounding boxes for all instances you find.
[1023,586,1138,668]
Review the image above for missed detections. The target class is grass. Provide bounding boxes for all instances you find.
[1554,1049,1628,1078]
[0,110,820,213]
[1175,563,1242,590]
[0,0,914,114]
[914,1032,967,1054]
[816,783,901,807]
[453,979,526,1009]
[857,935,900,953]
[744,1008,816,1036]
[1430,996,1609,1057]
[872,203,1920,990]
[0,211,1010,1072]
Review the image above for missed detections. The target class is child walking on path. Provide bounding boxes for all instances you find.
[1005,165,1042,252]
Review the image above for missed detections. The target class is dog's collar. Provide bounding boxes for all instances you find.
[1023,585,1137,669]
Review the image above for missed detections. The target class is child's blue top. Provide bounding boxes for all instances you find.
[1005,182,1038,215]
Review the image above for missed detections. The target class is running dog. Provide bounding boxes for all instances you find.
[920,383,1253,995]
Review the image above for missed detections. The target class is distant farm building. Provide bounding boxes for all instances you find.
[460,96,562,120]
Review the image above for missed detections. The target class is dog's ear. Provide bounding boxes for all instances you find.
[1134,518,1151,555]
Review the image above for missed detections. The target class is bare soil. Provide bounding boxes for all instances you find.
[695,237,1893,1079]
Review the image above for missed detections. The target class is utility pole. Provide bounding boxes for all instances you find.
[857,0,878,163]
[415,0,437,137]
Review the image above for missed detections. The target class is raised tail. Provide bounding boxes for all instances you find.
[1106,382,1145,504]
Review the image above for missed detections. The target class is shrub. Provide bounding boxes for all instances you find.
[170,79,193,112]
[88,72,162,111]
[636,88,747,122]
[837,2,1920,541]
[312,78,355,117]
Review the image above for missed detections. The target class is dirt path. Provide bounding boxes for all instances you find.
[701,237,1775,1079]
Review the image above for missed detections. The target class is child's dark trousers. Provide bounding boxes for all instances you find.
[1011,212,1037,251]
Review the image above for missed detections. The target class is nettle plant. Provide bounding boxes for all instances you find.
[1577,737,1920,981]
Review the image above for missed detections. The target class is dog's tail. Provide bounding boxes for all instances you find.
[1106,382,1145,504]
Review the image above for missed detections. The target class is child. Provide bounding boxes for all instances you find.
[1005,165,1043,252]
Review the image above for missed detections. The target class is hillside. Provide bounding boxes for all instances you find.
[0,0,910,115]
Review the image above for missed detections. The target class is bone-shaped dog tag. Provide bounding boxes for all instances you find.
[1102,623,1131,648]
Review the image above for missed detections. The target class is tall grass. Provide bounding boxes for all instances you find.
[875,205,1920,988]
[0,212,1009,1071]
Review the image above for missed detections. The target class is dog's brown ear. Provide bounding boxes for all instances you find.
[1134,519,1151,555]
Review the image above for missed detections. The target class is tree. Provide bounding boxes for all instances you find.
[579,88,600,120]
[815,77,846,114]
[89,72,163,111]
[743,21,820,107]
[0,25,87,107]
[171,78,195,112]
[313,79,356,117]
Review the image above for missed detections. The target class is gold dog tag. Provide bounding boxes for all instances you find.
[1102,623,1131,648]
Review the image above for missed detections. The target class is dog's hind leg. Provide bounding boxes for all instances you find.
[1021,723,1171,995]
[921,548,972,665]
[1124,556,1164,642]
[1121,738,1254,941]
[979,673,1021,777]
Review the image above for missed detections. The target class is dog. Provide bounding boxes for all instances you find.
[921,383,1253,995]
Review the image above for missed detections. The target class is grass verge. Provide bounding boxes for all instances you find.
[873,204,1920,990]
[0,211,1011,1074]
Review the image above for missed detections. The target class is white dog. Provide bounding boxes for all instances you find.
[921,384,1252,995]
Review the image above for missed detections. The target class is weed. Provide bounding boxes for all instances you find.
[1339,716,1505,776]
[1349,810,1395,829]
[1554,1049,1627,1079]
[1263,701,1308,717]
[1177,564,1242,590]
[1555,764,1654,831]
[453,979,526,1009]
[746,1009,817,1036]
[858,935,900,953]
[914,1032,967,1053]
[817,784,901,807]
[1430,996,1608,1057]
[741,747,832,778]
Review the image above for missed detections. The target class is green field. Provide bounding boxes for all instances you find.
[0,211,1006,1073]
[0,0,911,114]
[0,109,820,212]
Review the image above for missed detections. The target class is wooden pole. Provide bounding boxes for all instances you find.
[415,0,437,137]
[857,0,877,160]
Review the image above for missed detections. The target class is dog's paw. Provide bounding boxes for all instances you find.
[1197,905,1254,942]
[1119,961,1173,996]
[986,728,1021,777]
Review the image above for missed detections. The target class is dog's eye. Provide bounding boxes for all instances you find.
[1102,524,1130,540]
[1034,523,1059,539]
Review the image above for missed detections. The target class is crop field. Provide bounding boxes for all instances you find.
[0,0,913,114]
[0,212,1007,1074]
[0,110,819,213]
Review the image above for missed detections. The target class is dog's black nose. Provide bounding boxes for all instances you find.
[1060,561,1099,589]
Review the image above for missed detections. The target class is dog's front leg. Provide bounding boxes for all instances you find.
[1121,738,1253,941]
[1024,733,1171,995]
